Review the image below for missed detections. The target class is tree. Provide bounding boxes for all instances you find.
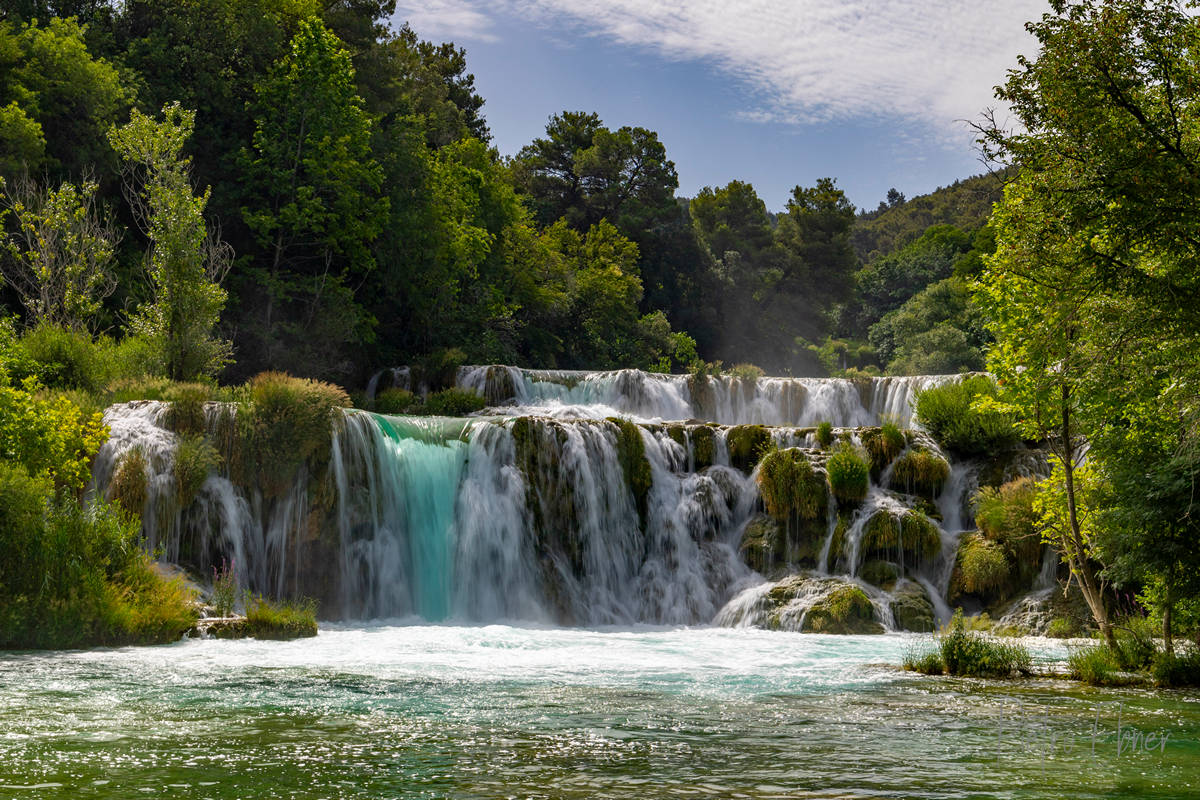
[0,174,120,332]
[108,103,231,381]
[978,0,1200,649]
[238,17,387,379]
[0,17,130,179]
[512,111,678,234]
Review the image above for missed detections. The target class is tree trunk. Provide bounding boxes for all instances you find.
[1060,390,1117,650]
[1163,572,1174,658]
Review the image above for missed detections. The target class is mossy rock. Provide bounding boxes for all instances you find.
[803,584,884,635]
[610,418,653,526]
[859,509,941,568]
[859,559,900,590]
[889,448,950,500]
[740,515,784,574]
[665,424,687,447]
[950,533,1010,602]
[691,425,716,470]
[891,581,937,633]
[860,424,906,475]
[726,424,771,473]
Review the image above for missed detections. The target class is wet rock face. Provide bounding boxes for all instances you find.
[890,581,936,633]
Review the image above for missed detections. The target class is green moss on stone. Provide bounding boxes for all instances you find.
[611,417,653,526]
[691,425,716,470]
[803,584,883,635]
[859,559,900,589]
[891,582,937,632]
[726,424,771,473]
[889,448,950,499]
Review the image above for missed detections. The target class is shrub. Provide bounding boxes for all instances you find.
[173,434,220,508]
[816,421,834,448]
[1152,649,1200,688]
[889,448,950,498]
[374,387,417,414]
[109,447,148,516]
[235,372,350,495]
[105,376,175,403]
[728,363,764,381]
[422,388,486,416]
[108,333,165,382]
[0,373,107,491]
[17,322,110,393]
[939,611,1032,677]
[0,496,197,649]
[1046,616,1080,639]
[953,534,1010,597]
[914,376,1018,455]
[826,442,870,504]
[903,647,945,675]
[211,559,238,617]
[421,347,468,391]
[757,448,827,522]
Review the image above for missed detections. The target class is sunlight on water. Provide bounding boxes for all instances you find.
[2,627,1197,799]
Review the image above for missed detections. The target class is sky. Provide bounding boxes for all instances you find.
[388,0,1049,211]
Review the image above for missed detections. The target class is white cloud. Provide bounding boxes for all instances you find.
[393,0,1047,136]
[392,1,499,43]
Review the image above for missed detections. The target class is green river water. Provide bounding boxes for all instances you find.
[1,626,1197,799]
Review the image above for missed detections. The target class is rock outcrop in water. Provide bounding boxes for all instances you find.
[91,365,1055,631]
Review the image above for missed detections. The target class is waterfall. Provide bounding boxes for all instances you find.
[91,366,1048,632]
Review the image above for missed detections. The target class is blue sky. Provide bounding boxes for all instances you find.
[389,1,1048,211]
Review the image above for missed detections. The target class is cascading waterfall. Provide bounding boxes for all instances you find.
[92,366,1051,632]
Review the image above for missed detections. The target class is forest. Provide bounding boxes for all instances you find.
[0,0,1198,689]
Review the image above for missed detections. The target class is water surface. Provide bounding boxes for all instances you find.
[2,626,1197,799]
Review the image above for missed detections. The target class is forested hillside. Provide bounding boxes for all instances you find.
[0,1,1000,383]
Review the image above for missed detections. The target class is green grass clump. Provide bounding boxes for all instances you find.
[889,448,950,499]
[422,388,486,416]
[726,424,771,472]
[973,477,1042,585]
[861,421,906,472]
[174,434,220,509]
[816,421,834,448]
[914,376,1019,456]
[110,447,148,516]
[757,448,826,522]
[164,382,214,435]
[241,595,318,640]
[826,442,870,504]
[953,534,1010,597]
[1068,645,1129,686]
[903,647,946,674]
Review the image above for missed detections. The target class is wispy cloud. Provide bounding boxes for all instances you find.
[393,0,1047,136]
[392,0,499,43]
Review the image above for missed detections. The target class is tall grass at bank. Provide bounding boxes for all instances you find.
[903,611,1032,678]
[0,468,197,649]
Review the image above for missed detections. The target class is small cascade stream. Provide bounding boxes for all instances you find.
[92,366,1050,632]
